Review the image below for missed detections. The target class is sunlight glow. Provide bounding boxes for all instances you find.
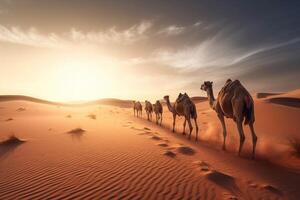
[55,58,113,101]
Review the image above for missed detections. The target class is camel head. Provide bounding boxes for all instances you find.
[163,95,169,102]
[201,81,213,92]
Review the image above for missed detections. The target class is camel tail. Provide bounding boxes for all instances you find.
[244,95,255,125]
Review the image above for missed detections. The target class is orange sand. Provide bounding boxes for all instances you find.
[0,91,300,199]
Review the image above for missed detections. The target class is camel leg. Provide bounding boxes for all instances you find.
[194,118,199,141]
[182,119,186,135]
[217,114,227,150]
[158,114,160,125]
[249,122,258,159]
[187,117,193,140]
[236,120,245,156]
[172,114,176,132]
[160,113,163,126]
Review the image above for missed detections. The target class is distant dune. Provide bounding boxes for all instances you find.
[263,89,300,109]
[190,96,208,103]
[256,92,283,99]
[267,97,300,108]
[89,98,133,108]
[0,95,132,107]
[0,95,66,106]
[0,95,207,108]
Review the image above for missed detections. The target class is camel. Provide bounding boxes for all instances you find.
[144,100,153,121]
[164,93,199,141]
[132,101,142,117]
[200,79,258,159]
[153,100,163,125]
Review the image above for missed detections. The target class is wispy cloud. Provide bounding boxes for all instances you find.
[231,37,300,65]
[157,25,186,36]
[69,21,153,45]
[0,25,63,48]
[0,21,153,48]
[193,21,202,27]
[146,34,300,70]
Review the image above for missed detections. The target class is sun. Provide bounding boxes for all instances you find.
[55,58,112,101]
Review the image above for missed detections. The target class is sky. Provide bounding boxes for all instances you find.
[0,0,300,102]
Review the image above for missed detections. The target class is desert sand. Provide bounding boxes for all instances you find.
[0,90,300,199]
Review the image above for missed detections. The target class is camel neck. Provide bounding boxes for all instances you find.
[207,88,215,108]
[166,99,174,113]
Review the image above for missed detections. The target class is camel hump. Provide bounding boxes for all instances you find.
[218,79,242,96]
[225,80,241,91]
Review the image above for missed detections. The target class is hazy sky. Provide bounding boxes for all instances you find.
[0,0,300,101]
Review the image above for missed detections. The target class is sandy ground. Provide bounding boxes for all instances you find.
[0,93,300,199]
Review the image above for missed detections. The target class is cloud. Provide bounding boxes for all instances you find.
[69,21,153,45]
[0,21,153,48]
[157,25,185,36]
[193,21,202,27]
[146,31,300,71]
[0,25,63,48]
[231,37,300,65]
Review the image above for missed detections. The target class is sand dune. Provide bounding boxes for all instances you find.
[260,89,300,108]
[0,90,299,199]
[256,92,283,99]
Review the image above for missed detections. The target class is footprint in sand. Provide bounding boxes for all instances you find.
[138,132,151,135]
[163,150,176,158]
[151,136,162,140]
[87,114,96,120]
[193,160,211,171]
[204,170,238,193]
[16,107,26,112]
[175,145,196,155]
[261,184,282,195]
[157,143,169,147]
[144,127,151,131]
[5,118,13,122]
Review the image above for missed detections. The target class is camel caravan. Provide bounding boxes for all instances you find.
[132,79,258,159]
